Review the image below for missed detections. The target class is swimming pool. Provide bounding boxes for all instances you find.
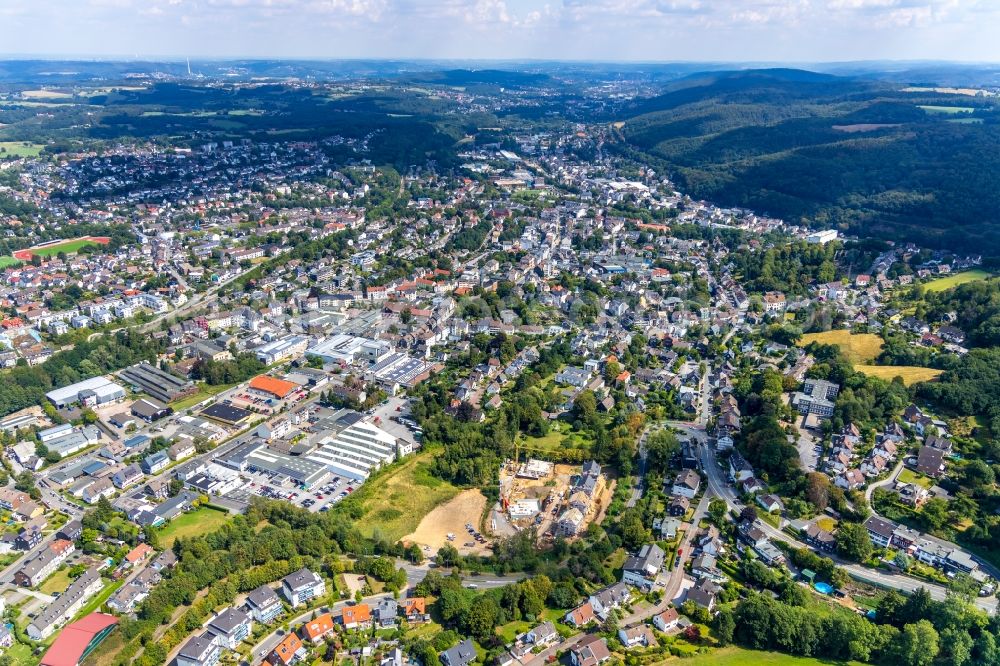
[814,582,834,594]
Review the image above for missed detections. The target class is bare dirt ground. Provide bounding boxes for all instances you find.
[403,489,491,556]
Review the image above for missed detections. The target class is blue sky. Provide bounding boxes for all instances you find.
[2,0,998,62]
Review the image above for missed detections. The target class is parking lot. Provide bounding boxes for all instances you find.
[233,468,358,513]
[370,396,420,448]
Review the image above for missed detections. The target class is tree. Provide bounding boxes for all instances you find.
[740,506,758,524]
[894,620,940,666]
[645,429,680,474]
[921,498,949,531]
[836,522,873,562]
[961,459,995,492]
[436,544,460,568]
[708,498,728,526]
[714,609,736,646]
[806,472,831,510]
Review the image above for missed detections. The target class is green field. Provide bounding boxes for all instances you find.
[923,269,992,293]
[0,256,21,269]
[799,330,884,364]
[684,647,864,666]
[853,365,943,386]
[170,382,232,411]
[158,506,233,547]
[342,448,460,542]
[0,141,44,157]
[918,105,975,114]
[30,238,101,257]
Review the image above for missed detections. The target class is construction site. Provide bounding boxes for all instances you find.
[497,457,612,540]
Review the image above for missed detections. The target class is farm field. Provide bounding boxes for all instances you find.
[158,506,233,547]
[853,365,943,386]
[923,269,992,292]
[918,105,975,114]
[344,448,460,543]
[0,141,44,157]
[684,647,864,666]
[798,330,883,364]
[21,90,73,99]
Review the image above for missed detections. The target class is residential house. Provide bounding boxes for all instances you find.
[618,625,656,649]
[268,633,304,666]
[440,639,477,666]
[589,582,630,620]
[245,585,283,624]
[281,568,325,608]
[653,607,680,632]
[206,607,253,650]
[622,544,665,591]
[565,601,596,627]
[176,633,221,666]
[301,613,334,643]
[400,597,428,623]
[339,603,372,630]
[687,577,720,611]
[570,635,611,666]
[670,470,700,499]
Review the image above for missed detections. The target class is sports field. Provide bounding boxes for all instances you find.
[923,269,992,293]
[798,330,883,364]
[11,236,110,261]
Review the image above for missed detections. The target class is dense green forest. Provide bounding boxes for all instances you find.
[621,69,1000,255]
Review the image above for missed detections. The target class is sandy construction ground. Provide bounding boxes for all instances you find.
[403,489,491,556]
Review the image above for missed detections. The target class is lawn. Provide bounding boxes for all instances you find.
[157,506,233,547]
[519,420,593,456]
[853,365,943,386]
[684,647,864,666]
[38,566,74,595]
[815,517,838,532]
[67,579,125,629]
[898,468,933,489]
[171,382,232,411]
[798,330,884,364]
[922,269,992,293]
[0,141,44,157]
[342,448,461,542]
[5,642,37,666]
[0,256,22,269]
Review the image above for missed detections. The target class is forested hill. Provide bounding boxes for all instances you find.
[620,68,1000,257]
